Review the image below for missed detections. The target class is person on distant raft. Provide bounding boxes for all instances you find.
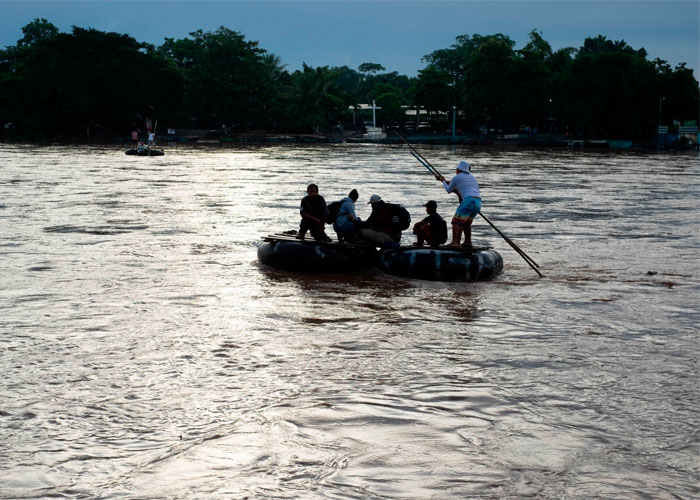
[412,200,447,247]
[297,183,332,242]
[435,160,481,248]
[148,131,156,146]
[356,194,402,246]
[333,188,361,243]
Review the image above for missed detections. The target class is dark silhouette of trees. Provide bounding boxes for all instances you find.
[158,27,276,130]
[16,17,59,47]
[411,67,454,115]
[358,62,385,75]
[422,31,698,139]
[0,20,182,138]
[283,64,350,132]
[0,19,697,141]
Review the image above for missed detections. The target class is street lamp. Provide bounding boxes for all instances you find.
[657,97,666,146]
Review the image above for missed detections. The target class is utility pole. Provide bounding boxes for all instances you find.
[658,97,666,145]
[452,106,456,140]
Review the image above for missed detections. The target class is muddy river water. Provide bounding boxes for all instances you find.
[0,143,698,499]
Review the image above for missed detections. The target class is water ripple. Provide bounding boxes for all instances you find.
[0,144,698,499]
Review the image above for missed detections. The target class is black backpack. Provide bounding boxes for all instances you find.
[326,200,342,224]
[387,203,411,230]
[434,217,448,243]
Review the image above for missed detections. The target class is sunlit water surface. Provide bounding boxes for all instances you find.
[0,143,698,499]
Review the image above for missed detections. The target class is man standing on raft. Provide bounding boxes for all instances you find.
[435,160,481,248]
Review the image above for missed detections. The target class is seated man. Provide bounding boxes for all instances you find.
[412,200,448,247]
[333,189,360,242]
[356,194,402,246]
[298,183,332,242]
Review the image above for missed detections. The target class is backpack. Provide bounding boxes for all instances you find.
[434,217,448,243]
[326,200,342,224]
[387,203,411,230]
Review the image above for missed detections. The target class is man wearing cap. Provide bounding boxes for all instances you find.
[435,160,481,248]
[412,200,448,247]
[356,194,401,246]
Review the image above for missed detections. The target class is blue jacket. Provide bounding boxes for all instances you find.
[335,196,356,226]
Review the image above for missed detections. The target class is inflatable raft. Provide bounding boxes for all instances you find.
[378,246,503,281]
[125,148,164,156]
[258,233,378,272]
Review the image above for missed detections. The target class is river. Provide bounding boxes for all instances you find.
[0,143,698,499]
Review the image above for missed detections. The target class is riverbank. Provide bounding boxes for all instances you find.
[2,129,698,151]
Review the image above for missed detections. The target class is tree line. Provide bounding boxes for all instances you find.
[0,18,697,140]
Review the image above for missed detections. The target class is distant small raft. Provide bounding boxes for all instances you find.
[379,246,503,281]
[258,236,378,273]
[125,148,164,156]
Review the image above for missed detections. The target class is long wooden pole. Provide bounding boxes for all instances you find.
[478,212,542,276]
[479,212,540,268]
[393,129,442,176]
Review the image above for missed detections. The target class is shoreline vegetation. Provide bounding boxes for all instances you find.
[1,19,698,146]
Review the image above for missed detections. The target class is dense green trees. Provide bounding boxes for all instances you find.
[283,64,350,131]
[158,27,275,130]
[0,19,182,138]
[422,30,699,139]
[0,19,697,140]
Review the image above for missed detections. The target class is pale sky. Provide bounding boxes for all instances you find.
[1,1,698,80]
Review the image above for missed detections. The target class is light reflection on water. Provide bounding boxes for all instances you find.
[0,143,698,499]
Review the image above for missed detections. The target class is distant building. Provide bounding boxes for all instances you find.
[349,104,455,128]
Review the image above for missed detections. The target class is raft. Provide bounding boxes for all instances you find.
[125,148,164,156]
[378,246,503,281]
[258,233,378,272]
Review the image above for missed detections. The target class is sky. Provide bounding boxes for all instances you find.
[1,0,698,80]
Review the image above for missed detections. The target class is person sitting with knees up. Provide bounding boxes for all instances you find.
[412,200,447,247]
[297,183,332,242]
[333,189,361,243]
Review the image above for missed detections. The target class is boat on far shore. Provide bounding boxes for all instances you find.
[125,147,164,156]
